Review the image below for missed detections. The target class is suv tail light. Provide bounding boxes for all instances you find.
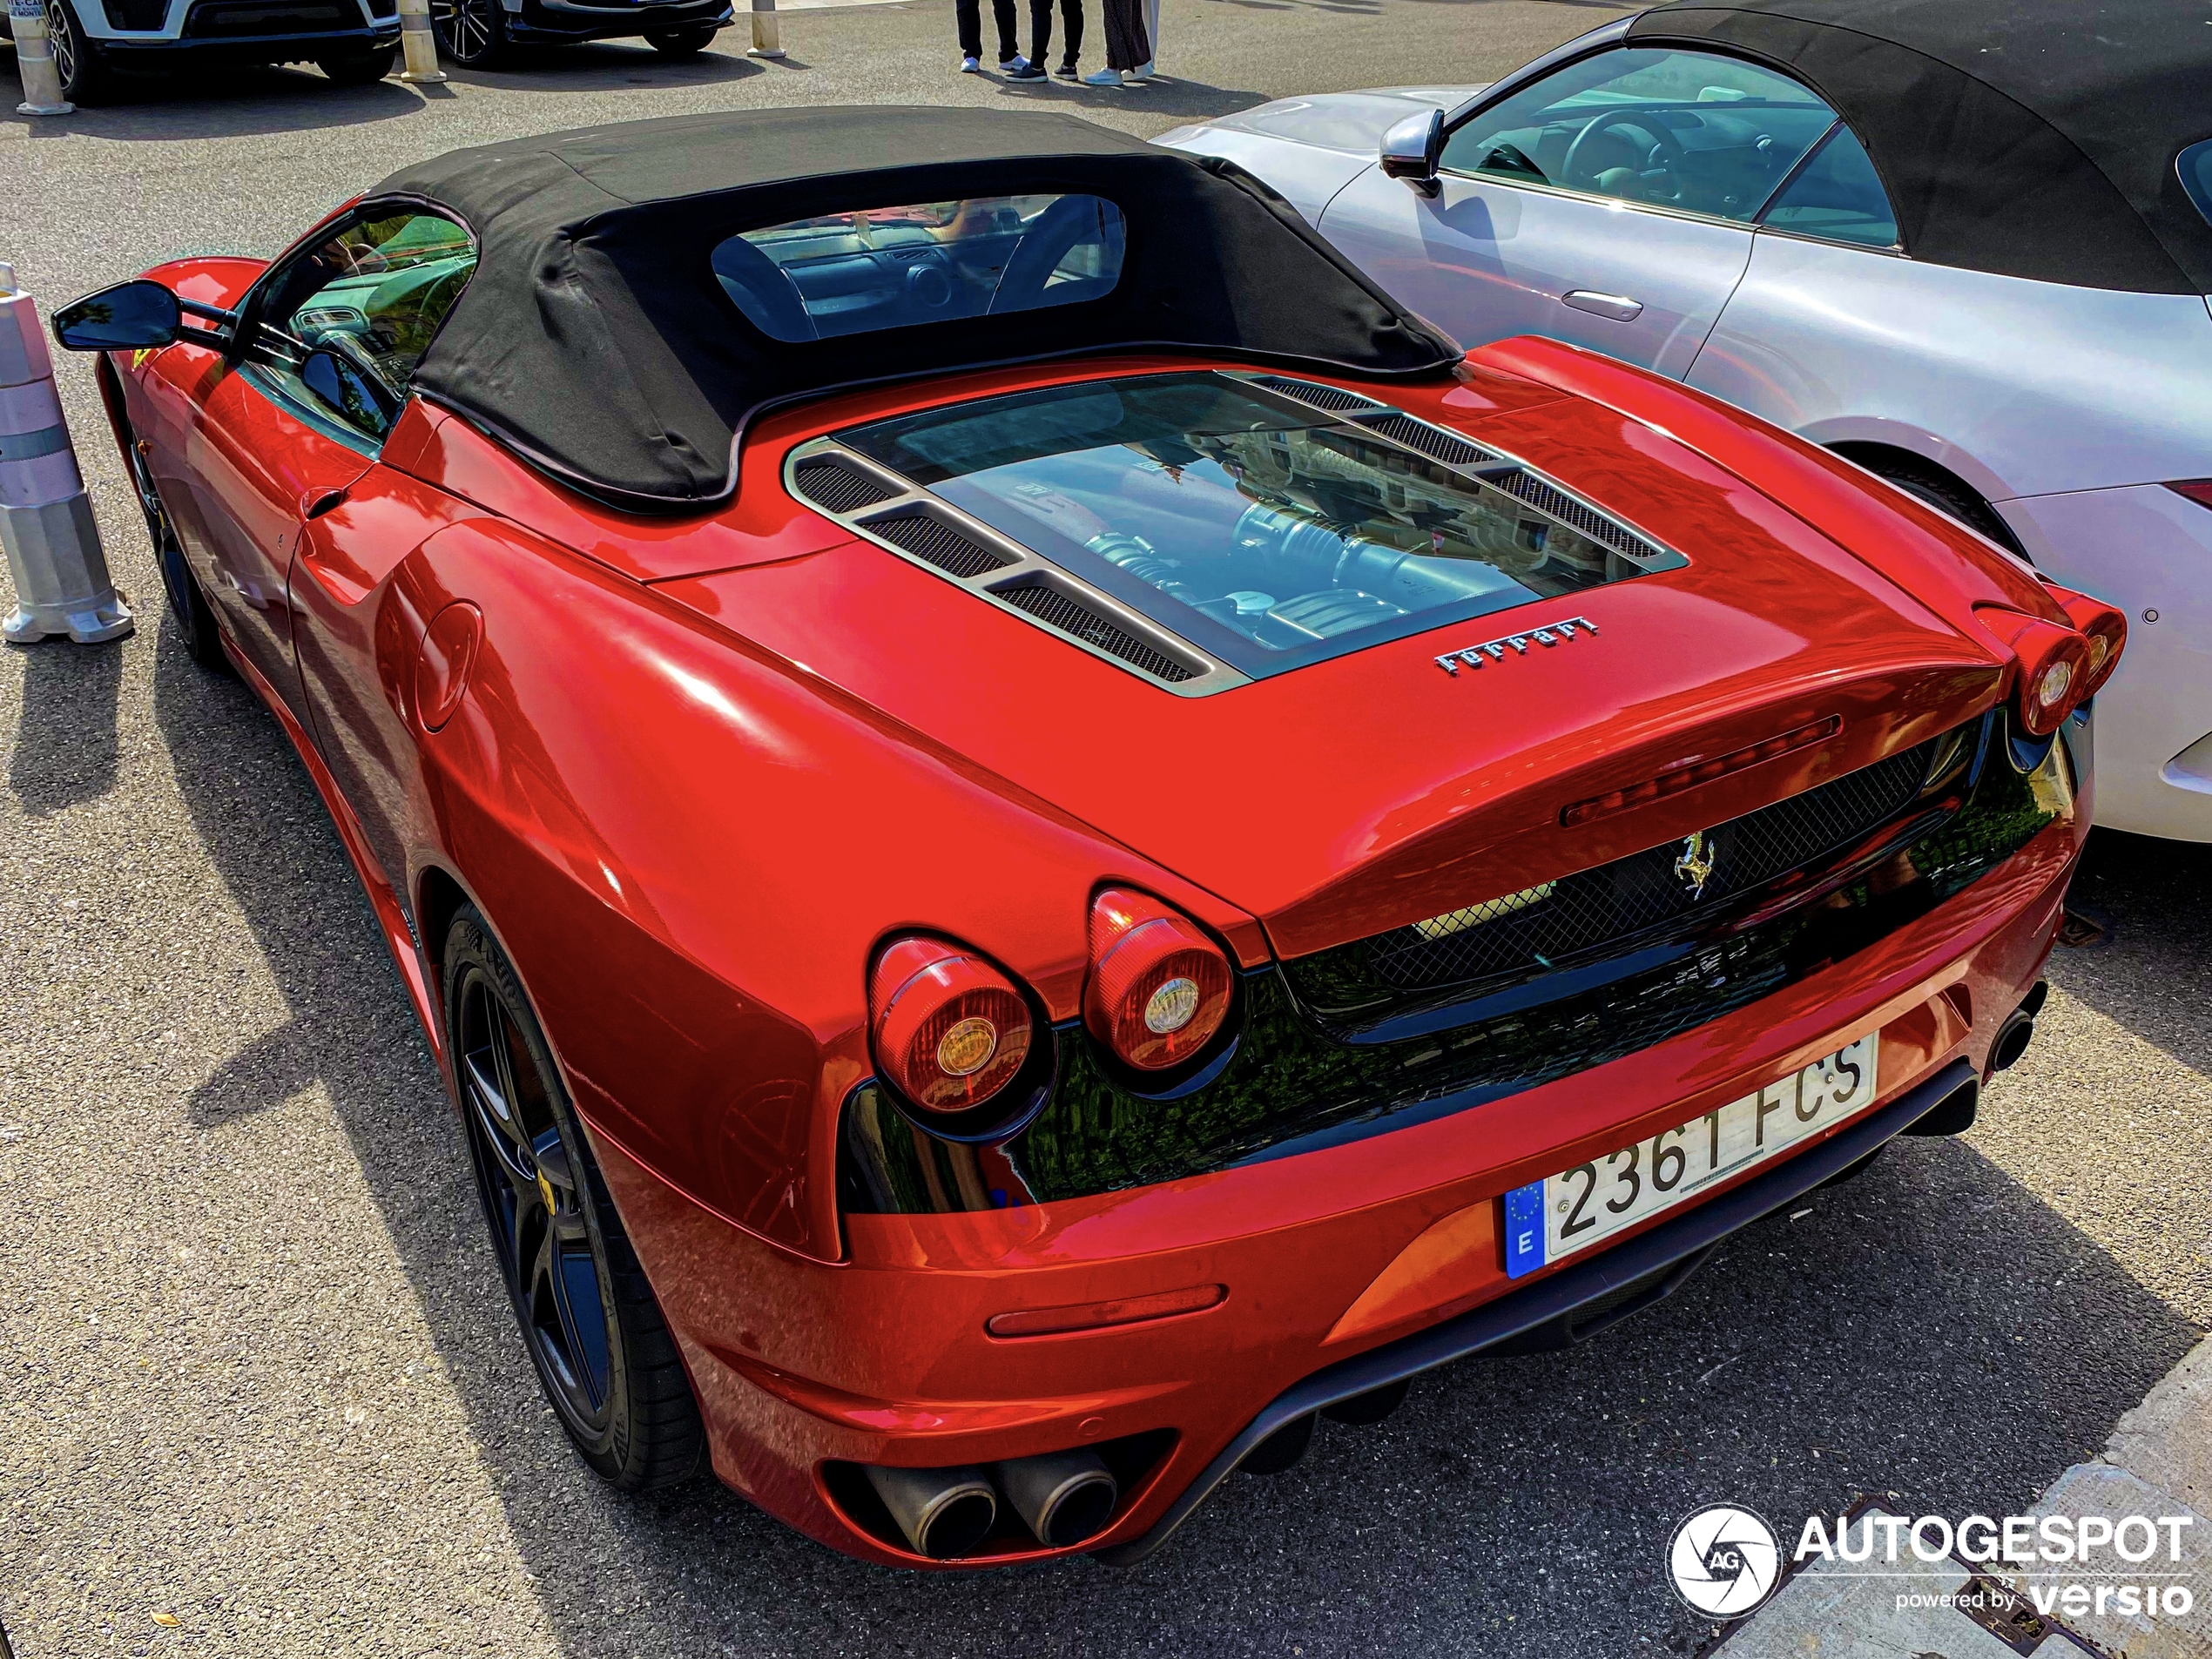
[1976,604,2091,737]
[2040,581,2128,698]
[870,938,1033,1113]
[2165,481,2212,510]
[1084,888,1232,1071]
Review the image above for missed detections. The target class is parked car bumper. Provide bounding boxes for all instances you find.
[506,0,729,41]
[2003,483,2212,841]
[586,803,2081,1568]
[87,21,398,60]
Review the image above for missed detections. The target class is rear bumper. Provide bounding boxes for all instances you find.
[586,814,2080,1569]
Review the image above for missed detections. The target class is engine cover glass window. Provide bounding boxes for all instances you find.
[837,373,1684,678]
[714,194,1126,343]
[1440,47,1839,223]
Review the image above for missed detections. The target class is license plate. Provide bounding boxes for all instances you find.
[1502,1035,1879,1279]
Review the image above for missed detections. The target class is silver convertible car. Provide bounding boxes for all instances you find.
[1160,0,2212,840]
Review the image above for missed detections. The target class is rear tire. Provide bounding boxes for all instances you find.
[444,907,705,1491]
[1854,453,2025,556]
[429,0,504,66]
[318,44,397,83]
[644,22,718,57]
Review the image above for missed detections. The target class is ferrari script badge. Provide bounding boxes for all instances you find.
[1435,615,1598,675]
[1675,831,1717,900]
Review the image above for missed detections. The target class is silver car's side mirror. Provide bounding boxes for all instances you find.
[1379,108,1445,198]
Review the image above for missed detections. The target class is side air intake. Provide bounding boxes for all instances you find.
[1494,472,1670,567]
[1250,375,1387,415]
[866,509,1017,578]
[1352,412,1497,469]
[791,455,903,515]
[999,583,1199,683]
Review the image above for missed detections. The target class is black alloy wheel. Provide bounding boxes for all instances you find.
[429,0,503,66]
[42,0,111,104]
[317,44,398,83]
[644,21,718,57]
[444,908,704,1488]
[125,434,229,673]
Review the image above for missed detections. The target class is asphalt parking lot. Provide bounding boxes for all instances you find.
[5,4,2211,1654]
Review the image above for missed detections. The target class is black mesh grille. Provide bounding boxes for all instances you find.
[1356,412,1495,469]
[793,455,900,516]
[182,0,349,33]
[1494,471,1668,566]
[1251,376,1386,415]
[867,511,1014,579]
[1000,585,1197,683]
[1360,742,1936,995]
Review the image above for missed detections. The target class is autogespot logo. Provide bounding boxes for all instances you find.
[1669,1504,1784,1618]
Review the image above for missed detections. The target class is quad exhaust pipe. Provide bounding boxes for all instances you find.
[864,1448,1120,1559]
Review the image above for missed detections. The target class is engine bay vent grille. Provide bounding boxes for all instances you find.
[1494,471,1669,567]
[1000,584,1198,683]
[1354,412,1496,469]
[1250,375,1387,415]
[792,455,901,516]
[867,510,1015,579]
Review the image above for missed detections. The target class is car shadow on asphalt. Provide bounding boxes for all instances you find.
[2053,828,2212,1078]
[148,624,2204,1656]
[7,636,122,817]
[0,57,429,137]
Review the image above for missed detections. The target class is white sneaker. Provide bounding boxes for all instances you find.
[997,55,1028,72]
[1132,59,1156,78]
[960,54,980,71]
[1080,66,1122,86]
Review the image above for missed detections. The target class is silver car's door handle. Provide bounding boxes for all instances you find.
[1562,290,1645,322]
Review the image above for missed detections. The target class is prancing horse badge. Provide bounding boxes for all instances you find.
[1674,830,1717,900]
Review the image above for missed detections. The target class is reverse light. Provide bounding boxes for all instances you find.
[1975,605,2093,738]
[1084,888,1232,1072]
[2040,581,2128,698]
[869,937,1033,1113]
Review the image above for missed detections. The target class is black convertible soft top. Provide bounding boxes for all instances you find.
[374,108,1460,513]
[1632,0,2212,294]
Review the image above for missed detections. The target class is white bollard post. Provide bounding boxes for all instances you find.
[0,262,132,644]
[395,0,447,82]
[746,0,781,58]
[9,0,77,117]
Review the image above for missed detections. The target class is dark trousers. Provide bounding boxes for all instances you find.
[1029,0,1082,66]
[956,0,1018,60]
[1098,0,1148,69]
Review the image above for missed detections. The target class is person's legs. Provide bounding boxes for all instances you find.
[1057,0,1081,68]
[992,0,1020,61]
[1139,0,1157,66]
[1099,0,1144,69]
[1028,0,1051,66]
[956,0,982,57]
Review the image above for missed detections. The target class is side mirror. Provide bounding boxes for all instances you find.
[1380,108,1446,199]
[51,279,183,352]
[300,347,398,439]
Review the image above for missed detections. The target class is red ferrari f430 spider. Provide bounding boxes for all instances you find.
[52,109,2122,1566]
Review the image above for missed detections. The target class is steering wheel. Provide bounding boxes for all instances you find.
[320,327,403,408]
[989,196,1101,315]
[1561,111,1687,196]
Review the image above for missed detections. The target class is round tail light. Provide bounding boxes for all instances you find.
[2043,583,2128,699]
[1977,605,2093,738]
[870,938,1033,1114]
[1084,888,1232,1072]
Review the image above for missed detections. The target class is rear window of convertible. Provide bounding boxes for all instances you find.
[711,193,1127,342]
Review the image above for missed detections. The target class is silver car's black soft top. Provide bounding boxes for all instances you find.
[1633,0,2212,294]
[371,107,1460,514]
